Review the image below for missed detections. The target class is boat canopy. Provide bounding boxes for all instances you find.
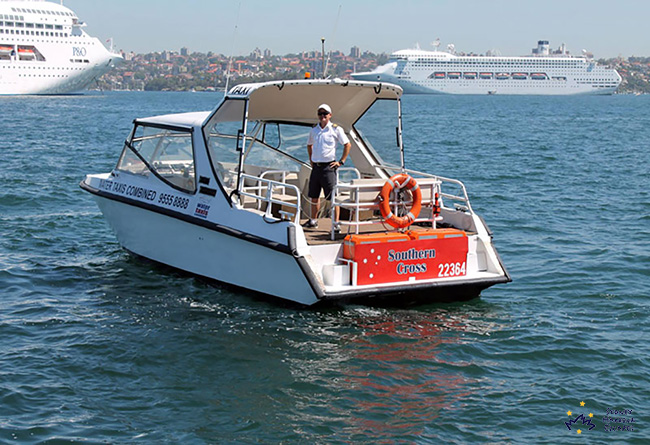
[222,79,403,127]
[135,111,211,131]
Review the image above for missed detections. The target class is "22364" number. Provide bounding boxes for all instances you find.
[438,262,466,277]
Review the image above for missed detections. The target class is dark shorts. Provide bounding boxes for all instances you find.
[308,163,337,200]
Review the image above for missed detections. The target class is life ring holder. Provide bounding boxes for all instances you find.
[379,173,422,229]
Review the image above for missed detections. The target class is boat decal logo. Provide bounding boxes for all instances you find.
[194,202,210,219]
[228,85,253,96]
[98,179,157,202]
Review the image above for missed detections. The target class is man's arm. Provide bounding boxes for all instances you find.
[339,142,351,165]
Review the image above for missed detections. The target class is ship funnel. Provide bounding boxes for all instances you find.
[533,40,550,55]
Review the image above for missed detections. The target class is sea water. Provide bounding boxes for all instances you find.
[0,92,648,443]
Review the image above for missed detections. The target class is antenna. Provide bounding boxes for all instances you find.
[323,4,342,79]
[224,2,242,94]
[321,38,326,78]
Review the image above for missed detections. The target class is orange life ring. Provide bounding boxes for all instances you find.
[379,173,422,228]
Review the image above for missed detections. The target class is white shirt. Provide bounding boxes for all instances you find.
[307,122,350,163]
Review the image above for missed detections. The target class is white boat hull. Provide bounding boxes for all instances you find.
[93,193,320,305]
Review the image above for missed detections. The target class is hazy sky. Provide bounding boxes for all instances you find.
[63,0,648,58]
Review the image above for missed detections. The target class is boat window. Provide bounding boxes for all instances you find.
[116,125,196,193]
[353,99,401,167]
[202,99,247,193]
[242,121,311,171]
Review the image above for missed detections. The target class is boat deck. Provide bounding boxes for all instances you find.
[300,217,456,245]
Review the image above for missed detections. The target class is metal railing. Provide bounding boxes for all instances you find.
[330,164,474,239]
[382,163,474,214]
[238,172,301,223]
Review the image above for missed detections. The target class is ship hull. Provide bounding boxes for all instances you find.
[0,1,122,95]
[352,41,621,95]
[352,71,619,95]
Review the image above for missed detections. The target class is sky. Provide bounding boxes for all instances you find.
[62,0,649,58]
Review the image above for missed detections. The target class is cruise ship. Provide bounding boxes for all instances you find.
[0,0,122,94]
[352,40,621,95]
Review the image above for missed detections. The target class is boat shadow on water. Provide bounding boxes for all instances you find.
[122,249,484,310]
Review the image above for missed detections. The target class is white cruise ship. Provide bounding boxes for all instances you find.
[352,40,621,95]
[0,0,122,94]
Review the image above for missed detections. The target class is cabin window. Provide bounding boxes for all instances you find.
[202,99,247,193]
[353,98,402,167]
[243,121,311,169]
[117,125,196,193]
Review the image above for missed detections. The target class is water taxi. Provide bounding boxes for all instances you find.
[81,79,510,305]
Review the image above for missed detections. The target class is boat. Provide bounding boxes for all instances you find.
[351,40,621,95]
[0,0,123,94]
[81,79,511,306]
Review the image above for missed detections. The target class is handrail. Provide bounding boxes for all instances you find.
[381,162,473,213]
[238,173,301,223]
[329,162,474,239]
[330,177,443,239]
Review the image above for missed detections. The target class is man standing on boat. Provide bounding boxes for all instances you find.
[303,104,351,231]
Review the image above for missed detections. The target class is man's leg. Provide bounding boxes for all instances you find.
[310,197,320,220]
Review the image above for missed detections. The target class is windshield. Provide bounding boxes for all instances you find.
[203,99,312,195]
[116,124,196,193]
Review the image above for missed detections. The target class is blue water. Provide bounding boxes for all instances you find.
[1,92,648,443]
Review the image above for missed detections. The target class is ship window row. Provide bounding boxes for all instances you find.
[1,22,66,30]
[17,74,71,78]
[8,8,75,17]
[412,61,583,67]
[0,29,68,38]
[1,66,91,70]
[414,57,583,64]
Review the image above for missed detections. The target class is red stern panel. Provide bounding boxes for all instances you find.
[342,229,468,285]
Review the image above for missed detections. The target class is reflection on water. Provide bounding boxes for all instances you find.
[283,305,507,440]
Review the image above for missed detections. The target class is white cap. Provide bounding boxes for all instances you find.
[317,103,332,114]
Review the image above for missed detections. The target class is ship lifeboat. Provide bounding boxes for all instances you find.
[480,72,493,79]
[434,72,445,79]
[511,73,528,80]
[464,72,477,79]
[531,73,548,80]
[0,45,14,54]
[18,48,36,59]
[447,72,461,79]
[496,73,509,80]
